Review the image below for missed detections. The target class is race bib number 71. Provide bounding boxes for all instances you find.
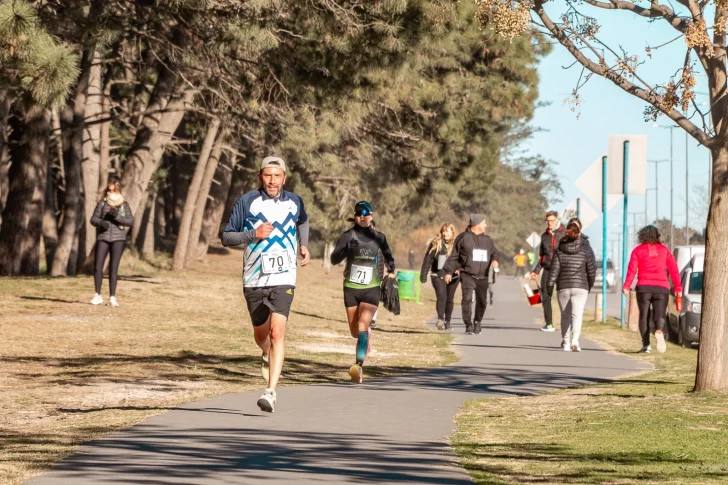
[349,264,373,285]
[262,250,294,274]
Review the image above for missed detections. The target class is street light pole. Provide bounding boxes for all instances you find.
[670,127,674,249]
[647,159,668,223]
[686,131,690,245]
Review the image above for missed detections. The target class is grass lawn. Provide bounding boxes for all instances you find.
[453,314,728,484]
[0,247,453,485]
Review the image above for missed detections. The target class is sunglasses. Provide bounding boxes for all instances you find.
[355,209,371,217]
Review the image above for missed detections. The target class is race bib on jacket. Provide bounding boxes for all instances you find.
[472,249,489,262]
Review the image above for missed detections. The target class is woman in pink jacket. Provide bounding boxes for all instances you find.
[623,226,683,354]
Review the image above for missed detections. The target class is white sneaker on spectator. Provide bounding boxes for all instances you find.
[91,294,103,305]
[109,296,120,307]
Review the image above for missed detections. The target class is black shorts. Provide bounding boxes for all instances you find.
[343,286,381,308]
[243,286,295,327]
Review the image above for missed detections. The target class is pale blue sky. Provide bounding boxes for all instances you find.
[525,2,712,260]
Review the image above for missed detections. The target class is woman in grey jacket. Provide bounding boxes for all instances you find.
[89,179,134,307]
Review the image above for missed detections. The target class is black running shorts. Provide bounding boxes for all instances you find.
[343,286,381,308]
[243,286,295,327]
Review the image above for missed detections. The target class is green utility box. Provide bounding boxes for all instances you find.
[396,270,421,302]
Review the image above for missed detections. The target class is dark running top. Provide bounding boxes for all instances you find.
[330,225,395,289]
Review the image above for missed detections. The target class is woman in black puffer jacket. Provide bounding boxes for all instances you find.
[89,178,134,307]
[420,223,459,330]
[547,222,596,352]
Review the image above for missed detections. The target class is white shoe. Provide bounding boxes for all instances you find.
[562,342,571,352]
[257,388,276,413]
[571,342,581,352]
[109,296,119,307]
[91,294,103,305]
[655,331,667,353]
[639,345,652,353]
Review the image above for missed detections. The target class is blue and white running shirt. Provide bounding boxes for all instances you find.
[223,189,309,288]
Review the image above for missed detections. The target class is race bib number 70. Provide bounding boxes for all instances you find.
[262,250,294,274]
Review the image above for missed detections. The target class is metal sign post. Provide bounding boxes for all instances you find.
[601,155,608,323]
[620,141,630,329]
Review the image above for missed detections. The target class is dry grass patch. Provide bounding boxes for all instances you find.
[453,315,728,484]
[0,247,453,485]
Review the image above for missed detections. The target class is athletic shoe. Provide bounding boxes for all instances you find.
[261,354,270,384]
[541,324,556,332]
[474,322,482,335]
[370,320,377,330]
[91,294,103,305]
[444,321,452,330]
[639,345,652,353]
[655,331,667,354]
[348,364,363,384]
[436,319,445,330]
[109,296,119,307]
[571,342,581,352]
[465,325,473,335]
[562,341,570,352]
[257,388,276,413]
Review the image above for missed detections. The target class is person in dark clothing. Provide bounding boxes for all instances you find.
[531,211,565,332]
[89,179,134,307]
[420,223,459,330]
[622,225,682,353]
[330,201,396,383]
[546,223,596,352]
[443,214,500,335]
[568,217,595,260]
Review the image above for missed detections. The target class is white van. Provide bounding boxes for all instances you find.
[673,245,705,273]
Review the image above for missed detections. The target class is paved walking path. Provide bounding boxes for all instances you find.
[27,280,650,485]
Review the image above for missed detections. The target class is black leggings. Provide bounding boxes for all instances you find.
[636,292,669,346]
[94,240,126,296]
[431,275,459,323]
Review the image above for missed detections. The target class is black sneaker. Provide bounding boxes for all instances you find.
[444,321,451,330]
[474,322,482,334]
[465,325,473,335]
[370,320,377,330]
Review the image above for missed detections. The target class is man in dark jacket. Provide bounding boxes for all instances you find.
[444,214,500,335]
[531,211,565,332]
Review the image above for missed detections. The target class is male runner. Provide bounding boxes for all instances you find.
[444,214,500,335]
[222,156,310,413]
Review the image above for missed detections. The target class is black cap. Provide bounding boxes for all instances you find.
[354,201,373,216]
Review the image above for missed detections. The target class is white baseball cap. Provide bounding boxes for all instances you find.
[260,156,287,173]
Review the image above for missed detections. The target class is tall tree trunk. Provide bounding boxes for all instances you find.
[221,154,255,234]
[154,186,167,241]
[198,150,237,258]
[51,109,84,276]
[98,77,111,193]
[52,54,91,276]
[186,128,226,265]
[140,191,157,261]
[0,96,11,224]
[81,50,104,263]
[0,105,51,276]
[120,55,193,219]
[694,144,728,391]
[43,153,59,271]
[172,117,221,271]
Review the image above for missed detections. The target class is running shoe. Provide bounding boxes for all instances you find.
[655,331,667,354]
[474,322,482,335]
[370,320,377,330]
[348,363,363,384]
[465,325,473,335]
[109,296,120,307]
[562,341,570,352]
[436,319,445,331]
[257,388,276,413]
[261,354,270,384]
[444,321,451,330]
[639,345,652,353]
[571,342,581,352]
[541,324,556,332]
[91,294,103,305]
